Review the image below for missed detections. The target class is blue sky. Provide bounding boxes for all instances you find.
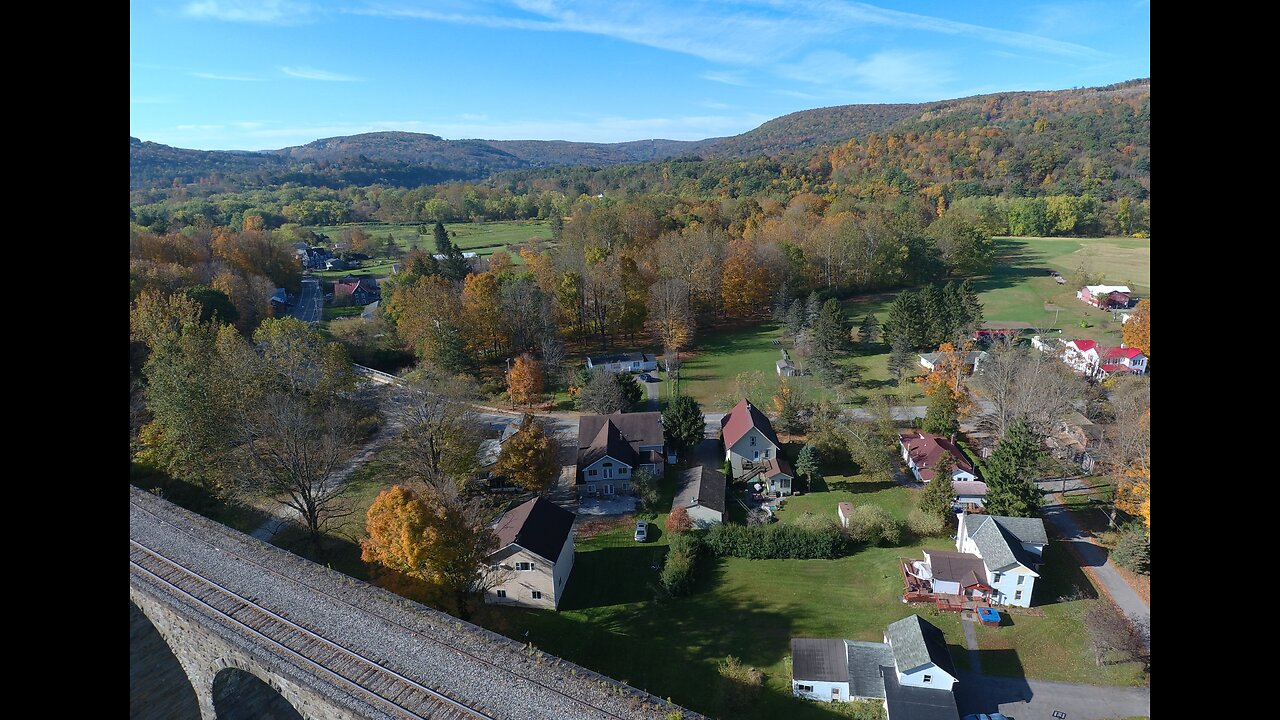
[130,0,1150,150]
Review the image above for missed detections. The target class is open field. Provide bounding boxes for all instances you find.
[305,220,553,263]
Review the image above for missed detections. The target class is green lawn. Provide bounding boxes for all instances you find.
[306,220,553,263]
[678,322,789,411]
[472,473,1145,720]
[322,305,365,320]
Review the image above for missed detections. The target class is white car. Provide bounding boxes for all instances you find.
[634,521,649,542]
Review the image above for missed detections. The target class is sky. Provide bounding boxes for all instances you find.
[129,0,1150,151]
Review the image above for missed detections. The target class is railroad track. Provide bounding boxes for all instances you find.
[131,538,487,720]
[130,496,651,720]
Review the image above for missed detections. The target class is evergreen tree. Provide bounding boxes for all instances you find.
[549,213,564,241]
[984,417,1045,517]
[918,454,956,522]
[888,334,912,382]
[433,221,450,255]
[616,373,644,410]
[786,299,805,337]
[859,313,879,347]
[771,282,791,323]
[805,291,821,329]
[813,299,850,354]
[441,246,471,282]
[424,321,472,374]
[795,443,822,493]
[884,290,926,350]
[920,284,947,347]
[922,389,959,437]
[958,279,984,336]
[941,281,964,344]
[662,394,706,457]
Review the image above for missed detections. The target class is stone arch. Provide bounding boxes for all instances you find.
[130,599,200,720]
[211,665,305,720]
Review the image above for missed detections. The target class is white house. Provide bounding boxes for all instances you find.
[674,465,726,528]
[918,350,987,373]
[1060,340,1147,379]
[584,352,658,373]
[483,497,576,610]
[899,431,979,484]
[956,513,1048,608]
[575,412,669,498]
[792,616,960,719]
[721,399,795,495]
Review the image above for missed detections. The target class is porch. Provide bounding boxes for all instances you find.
[899,557,993,613]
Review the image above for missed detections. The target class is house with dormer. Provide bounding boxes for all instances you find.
[575,412,669,498]
[791,615,959,720]
[956,513,1048,608]
[721,399,795,496]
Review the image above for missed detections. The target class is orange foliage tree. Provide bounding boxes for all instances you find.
[1121,299,1150,357]
[461,271,506,357]
[915,342,975,417]
[721,236,770,319]
[666,505,694,533]
[506,353,544,406]
[1113,407,1151,532]
[493,414,560,493]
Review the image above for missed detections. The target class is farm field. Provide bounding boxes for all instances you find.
[305,219,553,264]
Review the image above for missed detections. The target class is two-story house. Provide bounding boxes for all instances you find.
[955,513,1048,608]
[576,412,669,498]
[721,399,795,496]
[483,497,575,610]
[791,615,959,719]
[899,431,980,484]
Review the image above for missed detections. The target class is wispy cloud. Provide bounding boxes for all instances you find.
[183,0,313,23]
[700,71,748,86]
[191,72,264,82]
[278,65,361,82]
[776,50,953,101]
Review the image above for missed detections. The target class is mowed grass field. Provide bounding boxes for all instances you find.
[307,220,552,261]
[975,236,1151,347]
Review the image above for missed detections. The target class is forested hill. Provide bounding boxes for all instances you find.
[130,79,1148,195]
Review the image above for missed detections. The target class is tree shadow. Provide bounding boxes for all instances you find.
[827,479,899,495]
[969,238,1052,295]
[1035,542,1099,603]
[955,652,1034,715]
[558,544,671,610]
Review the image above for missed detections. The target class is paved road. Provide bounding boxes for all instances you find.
[1042,499,1151,649]
[289,277,323,324]
[955,672,1150,720]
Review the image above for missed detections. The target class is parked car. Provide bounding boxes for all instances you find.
[638,373,656,383]
[634,521,649,542]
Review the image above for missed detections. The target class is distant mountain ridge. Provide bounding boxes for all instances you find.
[130,78,1148,191]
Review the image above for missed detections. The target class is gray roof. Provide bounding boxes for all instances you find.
[923,550,990,588]
[885,615,957,678]
[791,639,848,682]
[587,352,653,364]
[969,514,1047,571]
[576,413,665,482]
[882,667,959,720]
[674,466,727,514]
[845,641,893,699]
[577,420,637,470]
[489,497,575,564]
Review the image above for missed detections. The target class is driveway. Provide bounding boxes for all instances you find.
[577,496,637,516]
[1041,500,1150,648]
[955,672,1150,720]
[643,378,659,411]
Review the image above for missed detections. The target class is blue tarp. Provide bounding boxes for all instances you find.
[977,607,1001,622]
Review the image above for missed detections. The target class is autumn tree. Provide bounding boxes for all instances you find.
[795,443,822,493]
[507,353,544,406]
[361,483,497,618]
[386,367,485,491]
[983,418,1045,517]
[721,236,770,319]
[973,339,1083,439]
[461,271,506,357]
[772,379,811,437]
[916,342,975,418]
[918,453,956,523]
[494,414,561,493]
[662,394,706,457]
[922,388,959,438]
[1122,299,1150,357]
[577,370,626,414]
[648,276,693,352]
[666,505,694,533]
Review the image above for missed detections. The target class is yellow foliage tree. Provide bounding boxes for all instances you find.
[493,414,559,493]
[507,353,544,406]
[1121,299,1150,357]
[721,236,770,319]
[1114,407,1151,531]
[461,271,506,357]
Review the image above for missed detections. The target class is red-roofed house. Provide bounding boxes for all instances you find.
[333,276,381,305]
[721,399,796,496]
[1061,340,1147,378]
[899,431,978,484]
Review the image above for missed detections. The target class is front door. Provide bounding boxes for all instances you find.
[604,483,615,496]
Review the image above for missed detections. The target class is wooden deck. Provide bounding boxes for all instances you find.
[899,558,992,613]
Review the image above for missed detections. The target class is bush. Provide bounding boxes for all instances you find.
[1110,525,1150,574]
[847,505,903,546]
[907,508,949,538]
[717,656,764,715]
[660,532,703,596]
[666,506,694,533]
[705,522,848,559]
[354,415,380,438]
[831,699,887,720]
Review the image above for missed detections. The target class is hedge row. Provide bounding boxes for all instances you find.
[660,532,704,596]
[705,522,848,559]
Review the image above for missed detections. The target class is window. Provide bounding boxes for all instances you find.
[797,684,813,693]
[992,572,1002,583]
[496,589,506,598]
[603,462,613,467]
[618,466,628,475]
[764,448,771,458]
[923,675,932,683]
[1017,575,1025,586]
[750,436,756,446]
[1014,590,1023,600]
[589,469,598,477]
[831,688,840,698]
[531,591,543,600]
[515,562,534,571]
